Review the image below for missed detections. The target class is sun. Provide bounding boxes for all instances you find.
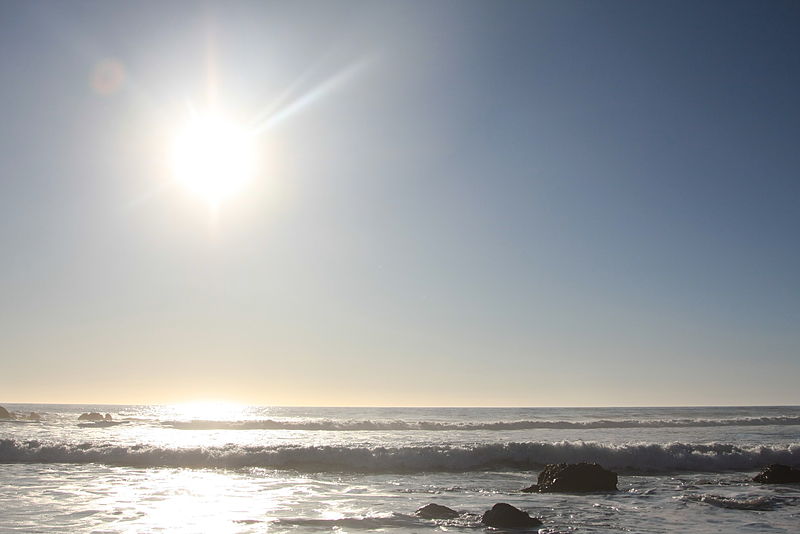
[171,110,257,206]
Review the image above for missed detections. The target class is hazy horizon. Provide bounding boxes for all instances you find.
[3,400,800,409]
[1,1,798,407]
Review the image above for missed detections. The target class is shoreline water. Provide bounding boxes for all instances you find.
[2,404,799,533]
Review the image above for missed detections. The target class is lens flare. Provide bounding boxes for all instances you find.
[90,59,126,96]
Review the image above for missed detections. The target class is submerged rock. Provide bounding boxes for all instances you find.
[78,412,104,422]
[415,503,459,519]
[753,464,800,484]
[0,406,12,419]
[481,503,542,528]
[27,412,41,421]
[534,462,618,492]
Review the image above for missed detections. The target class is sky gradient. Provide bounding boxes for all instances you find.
[1,0,798,406]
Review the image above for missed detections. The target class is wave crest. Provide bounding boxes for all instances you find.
[2,439,798,473]
[160,416,800,431]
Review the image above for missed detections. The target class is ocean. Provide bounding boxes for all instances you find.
[1,404,798,533]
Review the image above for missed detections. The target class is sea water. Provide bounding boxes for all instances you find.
[1,405,798,533]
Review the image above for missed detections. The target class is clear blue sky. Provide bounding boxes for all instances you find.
[1,1,798,405]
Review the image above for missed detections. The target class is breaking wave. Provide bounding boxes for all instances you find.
[159,416,800,431]
[1,439,798,473]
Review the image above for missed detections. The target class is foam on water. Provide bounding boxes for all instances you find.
[2,438,799,473]
[2,405,799,533]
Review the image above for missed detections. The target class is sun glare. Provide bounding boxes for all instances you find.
[171,111,257,206]
[170,401,245,421]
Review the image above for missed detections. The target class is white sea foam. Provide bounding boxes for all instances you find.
[2,439,798,473]
[159,416,800,431]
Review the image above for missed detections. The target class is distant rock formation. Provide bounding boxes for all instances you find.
[753,464,800,484]
[104,413,113,421]
[78,412,104,422]
[524,462,618,493]
[0,406,12,419]
[481,503,542,528]
[415,503,459,519]
[27,412,41,420]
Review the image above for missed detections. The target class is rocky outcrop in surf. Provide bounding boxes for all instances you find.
[753,464,800,484]
[78,412,104,422]
[523,462,618,492]
[0,409,41,421]
[481,503,541,528]
[415,503,459,519]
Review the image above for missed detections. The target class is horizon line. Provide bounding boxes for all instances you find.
[2,401,798,409]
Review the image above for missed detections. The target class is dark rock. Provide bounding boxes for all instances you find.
[415,503,459,519]
[753,464,800,484]
[521,484,539,493]
[104,413,113,421]
[536,462,618,492]
[0,406,12,419]
[78,412,104,422]
[481,503,542,529]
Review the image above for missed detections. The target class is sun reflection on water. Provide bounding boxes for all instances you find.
[99,468,284,533]
[168,401,247,422]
